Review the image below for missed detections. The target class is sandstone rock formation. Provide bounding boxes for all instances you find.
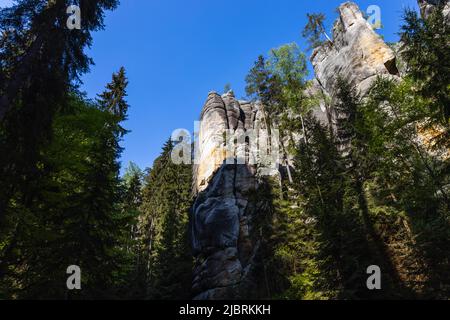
[191,91,277,299]
[311,1,399,100]
[418,0,450,20]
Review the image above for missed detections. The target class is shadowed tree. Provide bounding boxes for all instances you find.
[400,6,450,148]
[0,0,119,224]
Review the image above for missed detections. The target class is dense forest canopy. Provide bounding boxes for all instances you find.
[0,0,448,299]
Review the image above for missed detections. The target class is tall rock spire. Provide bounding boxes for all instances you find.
[311,2,399,98]
[191,93,274,299]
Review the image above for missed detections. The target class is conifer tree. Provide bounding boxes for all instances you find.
[362,76,450,298]
[119,162,146,299]
[302,13,332,51]
[0,68,133,299]
[139,140,193,300]
[400,6,450,147]
[245,55,282,110]
[0,0,119,224]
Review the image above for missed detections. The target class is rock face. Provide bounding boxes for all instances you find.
[311,2,399,100]
[418,0,450,20]
[191,91,275,300]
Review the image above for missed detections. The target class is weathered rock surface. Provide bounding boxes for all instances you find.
[311,2,399,99]
[418,0,450,20]
[191,91,274,300]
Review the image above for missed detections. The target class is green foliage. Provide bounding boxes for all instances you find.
[0,68,139,299]
[0,0,119,224]
[253,63,449,299]
[267,43,308,85]
[1,1,449,301]
[0,4,125,298]
[400,6,450,146]
[269,196,330,300]
[267,44,309,109]
[245,44,311,157]
[246,44,309,112]
[361,77,450,297]
[97,66,129,121]
[302,13,332,50]
[123,162,144,189]
[139,140,193,300]
[245,55,282,109]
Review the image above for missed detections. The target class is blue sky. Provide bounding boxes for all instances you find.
[1,0,420,173]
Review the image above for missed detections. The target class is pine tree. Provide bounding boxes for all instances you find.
[245,55,282,110]
[302,13,332,51]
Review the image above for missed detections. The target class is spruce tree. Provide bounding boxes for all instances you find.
[0,0,119,224]
[0,68,133,299]
[362,76,450,298]
[245,55,282,110]
[118,162,146,299]
[139,140,193,300]
[400,6,450,147]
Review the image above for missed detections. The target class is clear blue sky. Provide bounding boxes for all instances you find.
[1,0,420,173]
